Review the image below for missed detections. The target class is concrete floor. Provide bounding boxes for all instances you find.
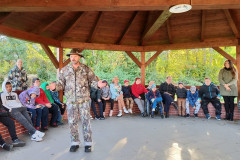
[1,115,240,160]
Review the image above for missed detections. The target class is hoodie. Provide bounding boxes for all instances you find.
[131,82,148,99]
[31,85,50,105]
[41,82,54,103]
[187,90,199,107]
[1,81,22,111]
[19,87,40,109]
[199,82,221,100]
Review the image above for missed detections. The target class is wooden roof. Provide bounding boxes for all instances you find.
[0,0,240,51]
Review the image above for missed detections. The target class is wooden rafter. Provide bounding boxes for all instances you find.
[57,12,83,40]
[116,11,138,45]
[0,12,13,24]
[88,11,103,43]
[63,58,70,67]
[141,10,172,43]
[213,47,236,64]
[200,10,206,42]
[224,9,240,38]
[166,19,173,44]
[0,25,61,47]
[125,51,141,68]
[62,37,237,52]
[33,12,69,34]
[145,51,163,67]
[41,44,59,69]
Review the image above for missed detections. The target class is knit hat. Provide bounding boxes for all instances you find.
[178,81,183,85]
[151,84,156,89]
[190,86,196,92]
[66,48,84,57]
[124,80,130,83]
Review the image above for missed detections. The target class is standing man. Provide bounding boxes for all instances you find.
[49,48,105,153]
[8,59,28,91]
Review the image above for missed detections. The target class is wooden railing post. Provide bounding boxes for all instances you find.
[141,52,146,85]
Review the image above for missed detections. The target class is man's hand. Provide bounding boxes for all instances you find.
[36,105,41,109]
[49,82,56,91]
[46,103,52,108]
[98,99,101,102]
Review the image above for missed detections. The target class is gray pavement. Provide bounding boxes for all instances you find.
[1,115,240,160]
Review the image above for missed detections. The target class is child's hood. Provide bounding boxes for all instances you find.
[41,82,49,91]
[27,87,40,97]
[2,80,11,93]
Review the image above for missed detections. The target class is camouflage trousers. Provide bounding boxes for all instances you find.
[67,101,92,146]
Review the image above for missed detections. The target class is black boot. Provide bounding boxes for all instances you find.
[165,112,169,118]
[229,113,234,121]
[85,146,92,152]
[70,145,79,152]
[225,113,230,120]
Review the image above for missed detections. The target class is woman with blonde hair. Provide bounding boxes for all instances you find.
[110,77,128,117]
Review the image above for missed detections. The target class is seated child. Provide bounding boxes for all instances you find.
[122,80,134,114]
[176,82,187,117]
[186,86,201,118]
[146,84,163,118]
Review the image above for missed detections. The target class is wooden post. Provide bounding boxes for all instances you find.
[236,39,240,101]
[57,48,64,102]
[141,52,146,85]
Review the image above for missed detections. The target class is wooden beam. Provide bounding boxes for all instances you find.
[201,10,206,42]
[213,47,236,64]
[145,51,163,67]
[116,11,138,45]
[62,37,237,52]
[58,12,84,41]
[1,0,240,11]
[141,10,172,42]
[0,25,61,47]
[224,9,240,38]
[33,12,69,34]
[41,44,59,69]
[0,12,13,24]
[141,52,146,85]
[88,11,103,43]
[236,40,240,101]
[63,58,70,67]
[166,19,173,44]
[125,51,141,68]
[57,48,64,102]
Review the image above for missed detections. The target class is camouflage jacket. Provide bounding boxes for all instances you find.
[55,63,98,103]
[8,65,28,91]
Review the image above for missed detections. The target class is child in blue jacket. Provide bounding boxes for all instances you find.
[186,86,201,118]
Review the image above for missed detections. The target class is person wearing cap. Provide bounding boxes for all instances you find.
[159,76,178,118]
[199,77,222,120]
[100,80,114,117]
[8,59,28,91]
[49,48,106,153]
[176,82,188,117]
[131,77,149,117]
[110,77,128,117]
[186,86,201,118]
[122,80,134,114]
[146,84,164,118]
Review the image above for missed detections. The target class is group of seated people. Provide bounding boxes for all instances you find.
[91,76,224,121]
[0,78,66,151]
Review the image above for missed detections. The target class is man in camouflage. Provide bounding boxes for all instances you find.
[49,48,105,152]
[8,59,28,91]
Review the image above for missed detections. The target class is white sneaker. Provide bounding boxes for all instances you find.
[117,110,122,117]
[109,110,113,117]
[35,130,45,138]
[128,109,132,114]
[123,107,129,114]
[31,133,43,142]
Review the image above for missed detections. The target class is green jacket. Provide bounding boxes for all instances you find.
[41,82,54,103]
[218,68,238,96]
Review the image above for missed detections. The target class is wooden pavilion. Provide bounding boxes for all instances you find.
[0,0,240,100]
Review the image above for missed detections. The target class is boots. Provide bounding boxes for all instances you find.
[225,113,230,120]
[165,112,169,118]
[229,113,234,121]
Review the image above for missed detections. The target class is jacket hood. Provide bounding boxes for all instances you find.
[41,82,49,92]
[27,87,40,97]
[2,80,11,93]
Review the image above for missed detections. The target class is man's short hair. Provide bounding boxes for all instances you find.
[5,82,11,86]
[205,77,211,80]
[32,78,40,84]
[166,76,172,79]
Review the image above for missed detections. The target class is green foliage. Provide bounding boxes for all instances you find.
[0,35,236,87]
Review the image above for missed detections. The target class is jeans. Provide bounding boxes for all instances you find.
[151,97,163,114]
[27,107,49,128]
[186,98,201,114]
[49,103,59,125]
[101,98,114,111]
[91,99,104,118]
[223,96,235,115]
[0,116,18,141]
[134,98,145,113]
[201,97,221,116]
[162,93,174,113]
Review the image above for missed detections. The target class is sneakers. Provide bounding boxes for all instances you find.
[12,139,26,147]
[35,126,40,130]
[171,102,178,111]
[41,127,48,132]
[70,145,79,152]
[31,133,43,142]
[109,110,113,117]
[100,116,105,120]
[95,116,100,120]
[206,113,211,119]
[141,112,146,117]
[2,143,13,151]
[161,114,164,119]
[123,107,129,114]
[128,109,133,114]
[85,146,92,152]
[150,112,154,118]
[90,115,94,120]
[117,110,122,117]
[194,113,198,118]
[35,130,45,138]
[50,123,58,127]
[186,114,190,118]
[216,115,221,120]
[57,121,64,125]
